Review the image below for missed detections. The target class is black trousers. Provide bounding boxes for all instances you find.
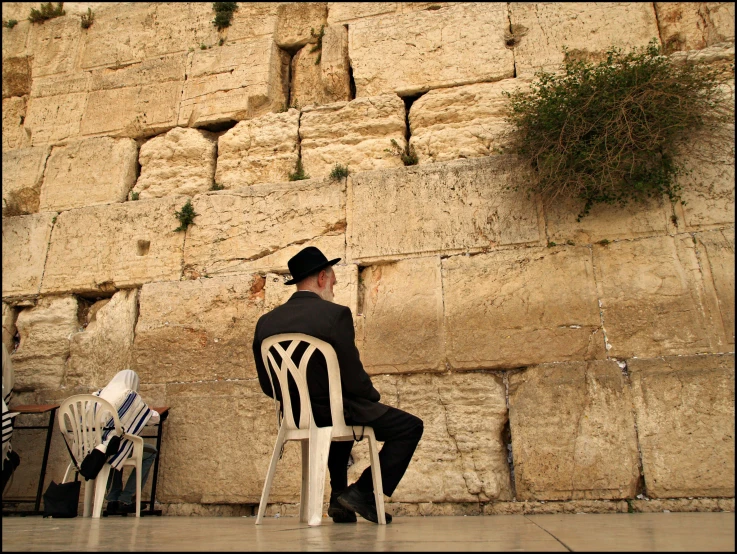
[325,406,423,498]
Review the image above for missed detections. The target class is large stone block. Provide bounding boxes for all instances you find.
[2,303,17,353]
[593,235,717,358]
[178,38,290,128]
[39,137,138,212]
[443,246,604,370]
[220,2,280,43]
[88,54,187,92]
[508,361,640,500]
[133,128,216,199]
[12,296,78,391]
[183,179,346,277]
[327,2,397,24]
[655,3,735,52]
[320,24,352,102]
[24,92,87,145]
[348,157,544,262]
[358,257,444,374]
[290,32,351,109]
[352,373,512,502]
[349,3,514,96]
[509,3,660,78]
[629,354,734,498]
[300,94,406,179]
[694,228,735,349]
[67,289,138,390]
[158,380,303,504]
[80,80,182,139]
[78,2,155,70]
[675,116,735,230]
[2,146,50,216]
[2,213,55,298]
[214,110,299,189]
[409,78,531,165]
[2,55,31,98]
[545,195,671,245]
[26,14,82,77]
[41,197,187,295]
[2,96,31,150]
[1,18,29,59]
[133,274,265,384]
[144,2,220,59]
[30,72,90,98]
[275,2,327,50]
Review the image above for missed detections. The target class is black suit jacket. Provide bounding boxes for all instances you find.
[252,290,389,426]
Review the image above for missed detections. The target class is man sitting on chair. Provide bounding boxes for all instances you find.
[252,246,423,524]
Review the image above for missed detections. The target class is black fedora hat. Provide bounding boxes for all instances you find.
[284,246,340,285]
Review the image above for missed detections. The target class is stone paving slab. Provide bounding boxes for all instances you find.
[2,513,734,551]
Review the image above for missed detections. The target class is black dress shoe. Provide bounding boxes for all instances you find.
[118,501,136,514]
[337,485,392,524]
[106,501,119,515]
[328,493,357,523]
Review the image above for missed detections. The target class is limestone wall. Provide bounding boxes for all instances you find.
[2,2,734,516]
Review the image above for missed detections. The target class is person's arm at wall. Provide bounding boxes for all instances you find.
[331,307,380,402]
[146,408,160,426]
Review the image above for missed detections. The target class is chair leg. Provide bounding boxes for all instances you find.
[256,426,286,525]
[307,426,332,526]
[299,440,309,523]
[83,477,94,517]
[92,465,111,519]
[135,454,142,518]
[368,433,386,525]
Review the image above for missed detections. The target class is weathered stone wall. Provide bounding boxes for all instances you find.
[2,2,734,516]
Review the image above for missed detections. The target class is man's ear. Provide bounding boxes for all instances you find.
[317,269,327,287]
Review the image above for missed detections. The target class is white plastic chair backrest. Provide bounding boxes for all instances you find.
[261,333,346,431]
[58,394,123,462]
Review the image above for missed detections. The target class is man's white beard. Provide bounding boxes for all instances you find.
[317,286,334,302]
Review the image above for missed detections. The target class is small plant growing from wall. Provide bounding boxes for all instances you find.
[385,138,418,166]
[80,7,93,29]
[174,199,198,232]
[288,159,309,181]
[310,25,325,65]
[129,191,140,201]
[211,182,225,191]
[503,39,734,221]
[212,2,238,31]
[329,164,350,182]
[29,2,65,24]
[3,19,18,29]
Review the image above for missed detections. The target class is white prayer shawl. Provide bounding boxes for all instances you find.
[2,344,18,470]
[92,370,157,471]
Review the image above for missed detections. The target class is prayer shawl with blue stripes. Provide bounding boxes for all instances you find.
[92,389,152,471]
[2,344,18,470]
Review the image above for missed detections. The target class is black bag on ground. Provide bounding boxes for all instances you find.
[42,479,80,518]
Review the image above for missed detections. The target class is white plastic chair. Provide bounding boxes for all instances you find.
[58,394,144,518]
[255,333,386,526]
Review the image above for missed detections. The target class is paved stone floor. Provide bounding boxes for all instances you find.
[2,512,735,551]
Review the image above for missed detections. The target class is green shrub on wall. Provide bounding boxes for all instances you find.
[503,39,734,221]
[29,2,65,23]
[212,2,238,31]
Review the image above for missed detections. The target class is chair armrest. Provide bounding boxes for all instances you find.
[123,433,145,446]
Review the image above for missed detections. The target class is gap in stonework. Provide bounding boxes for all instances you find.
[399,92,425,142]
[196,119,239,134]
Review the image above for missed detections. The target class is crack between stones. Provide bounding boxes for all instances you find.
[588,244,612,357]
[437,385,480,503]
[651,2,666,49]
[619,358,649,498]
[570,367,592,497]
[690,232,729,347]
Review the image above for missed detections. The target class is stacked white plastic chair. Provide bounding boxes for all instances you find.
[58,394,144,518]
[256,333,386,526]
